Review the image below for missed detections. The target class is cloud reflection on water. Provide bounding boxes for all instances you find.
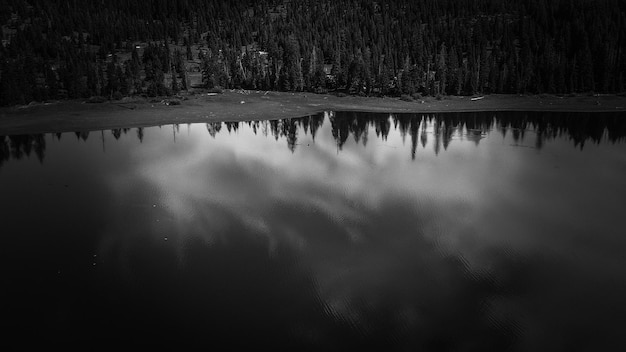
[103,112,625,349]
[108,115,520,349]
[3,112,626,348]
[123,115,515,308]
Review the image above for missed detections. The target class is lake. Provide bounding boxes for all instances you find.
[1,111,626,350]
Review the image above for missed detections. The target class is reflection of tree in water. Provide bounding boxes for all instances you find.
[110,128,131,140]
[497,112,626,150]
[1,112,625,168]
[206,122,222,137]
[269,119,281,141]
[0,134,46,166]
[330,112,390,150]
[374,115,391,141]
[0,135,8,168]
[330,112,351,149]
[136,127,144,143]
[433,118,442,155]
[420,120,428,149]
[309,113,324,141]
[407,116,420,160]
[225,121,239,133]
[74,131,90,141]
[300,116,310,135]
[112,128,122,140]
[284,118,298,152]
[441,121,455,151]
[246,120,260,135]
[396,114,409,144]
[321,111,626,156]
[222,116,325,152]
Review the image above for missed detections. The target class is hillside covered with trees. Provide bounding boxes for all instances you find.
[1,0,625,106]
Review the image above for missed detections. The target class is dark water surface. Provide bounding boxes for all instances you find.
[2,111,626,350]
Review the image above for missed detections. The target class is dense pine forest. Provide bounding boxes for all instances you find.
[0,0,625,106]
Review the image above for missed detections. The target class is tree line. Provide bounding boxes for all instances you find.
[1,0,625,106]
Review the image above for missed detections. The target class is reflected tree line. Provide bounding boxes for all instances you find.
[0,134,46,168]
[2,111,626,167]
[208,111,626,156]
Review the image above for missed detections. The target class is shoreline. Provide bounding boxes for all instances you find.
[1,91,625,135]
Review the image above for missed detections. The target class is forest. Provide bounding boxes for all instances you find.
[1,0,625,106]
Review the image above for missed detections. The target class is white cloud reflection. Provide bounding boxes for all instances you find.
[131,118,483,240]
[107,117,521,313]
[93,113,626,343]
[97,118,622,305]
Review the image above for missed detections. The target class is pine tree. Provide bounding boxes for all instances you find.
[171,72,179,93]
[436,43,447,95]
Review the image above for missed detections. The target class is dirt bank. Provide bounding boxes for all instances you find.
[1,91,625,135]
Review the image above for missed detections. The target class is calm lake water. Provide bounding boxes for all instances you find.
[1,111,626,350]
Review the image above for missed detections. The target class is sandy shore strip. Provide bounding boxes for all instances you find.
[1,91,625,135]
